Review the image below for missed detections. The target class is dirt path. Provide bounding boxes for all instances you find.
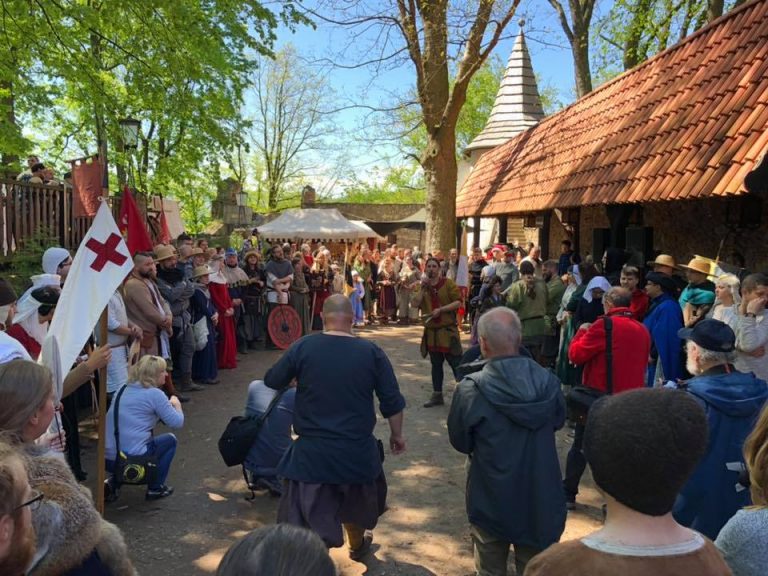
[83,325,603,575]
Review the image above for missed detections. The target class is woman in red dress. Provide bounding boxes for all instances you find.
[208,257,237,369]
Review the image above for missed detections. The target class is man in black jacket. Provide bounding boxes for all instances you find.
[448,307,566,575]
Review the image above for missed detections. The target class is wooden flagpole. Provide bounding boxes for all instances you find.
[95,308,109,514]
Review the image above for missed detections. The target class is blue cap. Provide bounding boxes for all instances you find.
[224,248,237,257]
[678,319,735,353]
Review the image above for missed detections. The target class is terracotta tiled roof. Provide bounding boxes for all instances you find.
[456,0,768,217]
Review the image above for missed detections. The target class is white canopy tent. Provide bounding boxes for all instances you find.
[258,208,382,241]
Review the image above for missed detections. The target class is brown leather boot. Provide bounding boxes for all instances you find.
[423,392,444,408]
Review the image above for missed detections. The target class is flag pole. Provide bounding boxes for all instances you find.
[95,308,108,514]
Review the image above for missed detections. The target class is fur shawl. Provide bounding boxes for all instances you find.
[22,446,136,576]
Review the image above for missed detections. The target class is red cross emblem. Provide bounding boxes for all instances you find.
[86,233,128,272]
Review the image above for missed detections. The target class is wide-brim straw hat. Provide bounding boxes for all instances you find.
[678,257,714,276]
[189,247,205,258]
[244,249,260,261]
[647,254,676,269]
[154,244,177,262]
[191,265,212,279]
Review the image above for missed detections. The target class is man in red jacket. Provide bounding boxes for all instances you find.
[564,287,651,508]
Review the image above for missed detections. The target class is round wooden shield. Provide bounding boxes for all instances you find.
[267,305,303,349]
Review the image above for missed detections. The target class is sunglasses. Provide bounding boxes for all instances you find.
[15,489,44,512]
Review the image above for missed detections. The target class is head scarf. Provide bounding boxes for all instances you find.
[582,276,612,303]
[42,247,70,275]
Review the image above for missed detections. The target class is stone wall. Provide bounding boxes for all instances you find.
[556,195,768,272]
[316,202,423,222]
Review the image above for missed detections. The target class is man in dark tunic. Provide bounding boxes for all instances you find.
[265,294,407,560]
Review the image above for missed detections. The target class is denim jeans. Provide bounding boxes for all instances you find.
[107,433,177,491]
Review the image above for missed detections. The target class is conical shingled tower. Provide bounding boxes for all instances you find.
[463,25,545,163]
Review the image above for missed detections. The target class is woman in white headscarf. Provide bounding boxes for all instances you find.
[574,276,612,328]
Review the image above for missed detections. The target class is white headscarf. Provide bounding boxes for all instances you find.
[42,247,70,275]
[582,276,612,303]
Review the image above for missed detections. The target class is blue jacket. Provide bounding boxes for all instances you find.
[673,367,768,538]
[244,381,296,479]
[448,355,566,548]
[644,293,684,384]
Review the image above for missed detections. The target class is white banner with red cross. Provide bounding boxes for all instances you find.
[41,200,133,400]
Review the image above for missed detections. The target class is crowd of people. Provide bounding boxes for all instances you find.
[0,228,767,576]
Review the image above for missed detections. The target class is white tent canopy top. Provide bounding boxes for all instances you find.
[257,208,382,241]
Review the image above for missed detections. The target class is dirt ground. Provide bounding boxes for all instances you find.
[82,325,604,576]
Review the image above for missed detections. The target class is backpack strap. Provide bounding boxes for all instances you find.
[242,387,287,501]
[112,385,127,480]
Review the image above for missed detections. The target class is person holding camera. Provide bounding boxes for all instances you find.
[105,355,184,501]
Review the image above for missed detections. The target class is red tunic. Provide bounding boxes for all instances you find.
[209,281,237,369]
[630,288,650,321]
[6,324,41,359]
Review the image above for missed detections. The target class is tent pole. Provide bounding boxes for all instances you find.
[95,308,108,515]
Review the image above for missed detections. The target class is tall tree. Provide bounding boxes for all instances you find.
[249,46,335,210]
[547,0,596,97]
[313,1,521,251]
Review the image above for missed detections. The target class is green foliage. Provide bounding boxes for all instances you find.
[334,165,425,204]
[4,227,59,294]
[0,0,310,227]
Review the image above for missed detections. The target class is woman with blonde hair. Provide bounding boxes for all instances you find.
[716,402,768,575]
[707,273,741,326]
[0,360,135,576]
[105,355,184,501]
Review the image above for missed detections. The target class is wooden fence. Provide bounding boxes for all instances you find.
[0,177,129,256]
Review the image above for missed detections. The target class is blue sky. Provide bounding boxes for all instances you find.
[255,0,605,186]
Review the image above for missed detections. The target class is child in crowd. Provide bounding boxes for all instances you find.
[350,269,365,328]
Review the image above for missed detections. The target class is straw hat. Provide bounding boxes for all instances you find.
[244,249,260,261]
[678,257,713,276]
[647,254,676,269]
[191,265,212,279]
[189,247,205,258]
[154,245,177,262]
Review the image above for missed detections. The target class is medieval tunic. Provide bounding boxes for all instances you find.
[290,264,311,336]
[308,267,334,330]
[222,263,250,347]
[190,283,218,382]
[506,278,549,347]
[209,274,237,369]
[377,269,397,318]
[241,262,266,343]
[264,333,406,548]
[420,278,462,354]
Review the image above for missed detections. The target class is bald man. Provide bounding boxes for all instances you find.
[265,294,406,560]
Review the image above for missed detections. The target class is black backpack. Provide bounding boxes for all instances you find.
[218,388,286,467]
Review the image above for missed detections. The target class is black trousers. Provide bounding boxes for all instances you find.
[429,351,461,393]
[563,422,586,502]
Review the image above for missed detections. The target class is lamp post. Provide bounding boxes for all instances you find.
[118,117,141,190]
[236,189,249,226]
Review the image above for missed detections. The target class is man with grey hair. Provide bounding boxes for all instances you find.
[672,318,768,539]
[448,307,566,575]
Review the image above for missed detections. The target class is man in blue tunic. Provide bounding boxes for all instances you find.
[644,272,684,385]
[265,294,407,560]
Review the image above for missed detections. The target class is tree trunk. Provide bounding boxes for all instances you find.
[572,27,593,98]
[423,127,458,252]
[707,0,724,21]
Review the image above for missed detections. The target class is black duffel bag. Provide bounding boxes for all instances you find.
[566,316,614,424]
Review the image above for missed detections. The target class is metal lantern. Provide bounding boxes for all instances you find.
[236,191,249,207]
[118,117,141,149]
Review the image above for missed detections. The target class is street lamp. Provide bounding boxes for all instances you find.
[118,117,141,149]
[236,190,249,207]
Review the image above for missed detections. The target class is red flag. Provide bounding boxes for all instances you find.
[157,199,172,244]
[118,186,153,254]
